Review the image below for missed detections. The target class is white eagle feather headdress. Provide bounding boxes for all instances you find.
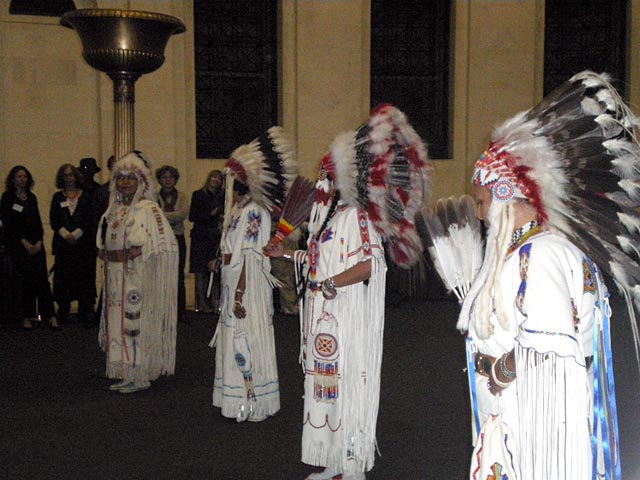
[417,195,484,302]
[460,70,640,360]
[223,126,297,231]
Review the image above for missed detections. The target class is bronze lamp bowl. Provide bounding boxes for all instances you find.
[60,8,186,159]
[61,8,185,76]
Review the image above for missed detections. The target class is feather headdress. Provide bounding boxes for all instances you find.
[223,126,297,229]
[224,126,297,215]
[317,104,434,267]
[417,195,484,301]
[109,150,156,206]
[460,71,640,360]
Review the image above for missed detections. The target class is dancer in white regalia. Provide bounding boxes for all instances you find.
[97,152,178,394]
[266,104,433,479]
[211,127,296,422]
[456,71,640,479]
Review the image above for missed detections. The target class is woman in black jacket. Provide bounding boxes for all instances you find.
[188,170,224,312]
[49,164,96,324]
[0,166,59,330]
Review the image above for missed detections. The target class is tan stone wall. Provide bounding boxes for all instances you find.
[444,0,542,198]
[281,0,371,180]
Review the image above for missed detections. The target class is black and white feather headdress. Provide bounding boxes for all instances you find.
[224,126,297,217]
[461,70,640,356]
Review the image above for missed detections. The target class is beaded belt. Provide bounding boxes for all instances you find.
[474,351,593,377]
[105,249,127,262]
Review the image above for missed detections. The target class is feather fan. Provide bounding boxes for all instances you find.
[417,195,484,301]
[272,175,316,244]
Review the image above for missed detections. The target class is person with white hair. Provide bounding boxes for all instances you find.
[458,72,635,479]
[97,151,178,394]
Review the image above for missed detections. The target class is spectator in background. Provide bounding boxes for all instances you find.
[94,155,115,224]
[1,166,59,331]
[78,157,101,199]
[156,165,189,323]
[92,155,115,328]
[269,229,302,316]
[0,199,20,325]
[49,164,96,324]
[188,170,224,313]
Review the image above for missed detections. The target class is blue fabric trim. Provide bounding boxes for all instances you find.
[465,336,481,438]
[592,286,621,479]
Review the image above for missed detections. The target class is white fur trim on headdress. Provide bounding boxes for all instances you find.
[109,151,156,206]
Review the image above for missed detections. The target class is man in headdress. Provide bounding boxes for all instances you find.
[97,152,178,393]
[266,104,432,479]
[459,71,631,479]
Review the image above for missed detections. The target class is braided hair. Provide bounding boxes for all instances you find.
[315,188,341,241]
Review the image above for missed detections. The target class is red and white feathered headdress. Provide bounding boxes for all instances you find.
[312,104,434,268]
[460,71,640,353]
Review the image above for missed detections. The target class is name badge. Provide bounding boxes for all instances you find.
[12,203,23,212]
[60,201,70,208]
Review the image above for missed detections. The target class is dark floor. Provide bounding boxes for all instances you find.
[2,296,639,480]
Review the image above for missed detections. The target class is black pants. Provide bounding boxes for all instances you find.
[12,250,55,320]
[53,252,96,322]
[1,247,20,323]
[176,234,186,319]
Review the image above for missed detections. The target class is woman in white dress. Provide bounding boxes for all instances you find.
[211,127,296,421]
[97,152,178,394]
